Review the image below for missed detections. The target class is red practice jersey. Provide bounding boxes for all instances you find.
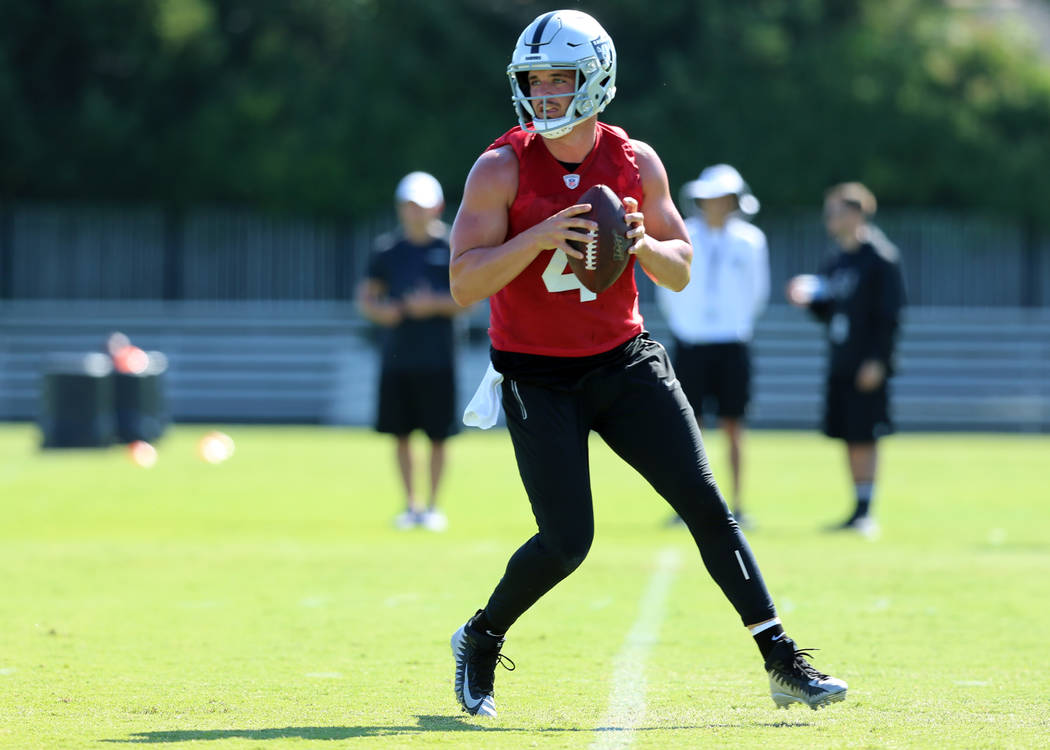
[486,123,645,357]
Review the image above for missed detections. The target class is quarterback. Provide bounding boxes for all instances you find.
[448,9,847,718]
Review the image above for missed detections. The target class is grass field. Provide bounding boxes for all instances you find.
[2,423,1048,749]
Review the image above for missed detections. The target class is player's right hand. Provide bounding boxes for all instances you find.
[522,204,597,260]
[855,359,886,392]
[786,274,823,306]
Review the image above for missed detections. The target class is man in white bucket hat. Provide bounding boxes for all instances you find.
[658,164,769,529]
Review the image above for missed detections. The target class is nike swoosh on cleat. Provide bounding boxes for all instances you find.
[462,664,484,714]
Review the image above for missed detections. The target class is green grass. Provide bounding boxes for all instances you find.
[2,424,1048,749]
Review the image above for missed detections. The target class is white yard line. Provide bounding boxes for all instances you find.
[590,547,681,750]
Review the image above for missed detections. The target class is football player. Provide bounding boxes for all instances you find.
[448,10,847,717]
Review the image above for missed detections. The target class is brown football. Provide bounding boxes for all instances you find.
[566,184,632,294]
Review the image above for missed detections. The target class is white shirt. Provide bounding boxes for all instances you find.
[657,215,769,344]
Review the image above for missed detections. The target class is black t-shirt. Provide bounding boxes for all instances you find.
[808,231,905,380]
[366,232,455,372]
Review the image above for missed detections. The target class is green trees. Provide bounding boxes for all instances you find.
[606,0,1050,221]
[2,0,1049,222]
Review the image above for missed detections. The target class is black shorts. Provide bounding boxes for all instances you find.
[376,367,458,441]
[672,341,751,419]
[823,378,893,442]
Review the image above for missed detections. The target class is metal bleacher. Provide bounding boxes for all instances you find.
[0,300,490,427]
[1,300,1048,432]
[741,306,1050,432]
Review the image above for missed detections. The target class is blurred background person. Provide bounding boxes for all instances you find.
[786,182,905,538]
[356,172,464,531]
[658,164,769,529]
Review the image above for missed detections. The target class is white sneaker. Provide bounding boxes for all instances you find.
[826,514,880,540]
[420,508,448,532]
[850,515,880,540]
[393,510,420,530]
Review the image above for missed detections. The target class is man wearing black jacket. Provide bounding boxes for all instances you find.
[787,182,905,538]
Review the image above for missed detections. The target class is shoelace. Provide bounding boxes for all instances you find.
[468,648,516,693]
[790,647,829,680]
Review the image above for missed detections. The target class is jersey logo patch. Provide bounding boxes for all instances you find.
[563,174,580,189]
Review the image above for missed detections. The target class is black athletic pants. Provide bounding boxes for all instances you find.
[484,336,776,632]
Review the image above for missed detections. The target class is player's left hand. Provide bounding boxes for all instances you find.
[623,196,648,256]
[855,359,886,392]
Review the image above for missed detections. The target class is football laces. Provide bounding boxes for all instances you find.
[584,230,598,270]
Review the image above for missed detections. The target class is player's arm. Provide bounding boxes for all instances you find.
[355,277,402,327]
[449,146,593,307]
[401,286,464,319]
[752,232,771,319]
[857,256,905,389]
[786,263,833,322]
[431,292,468,318]
[625,139,692,291]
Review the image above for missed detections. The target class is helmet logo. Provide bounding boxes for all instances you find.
[564,174,581,189]
[592,40,613,66]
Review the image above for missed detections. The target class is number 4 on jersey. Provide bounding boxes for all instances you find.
[541,250,597,302]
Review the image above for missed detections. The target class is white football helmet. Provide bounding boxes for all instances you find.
[507,10,617,139]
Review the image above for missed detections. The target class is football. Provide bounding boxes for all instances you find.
[566,184,631,294]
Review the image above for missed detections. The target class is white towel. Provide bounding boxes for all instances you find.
[462,362,504,429]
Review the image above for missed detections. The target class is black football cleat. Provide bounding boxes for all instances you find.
[765,636,847,710]
[450,611,515,717]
